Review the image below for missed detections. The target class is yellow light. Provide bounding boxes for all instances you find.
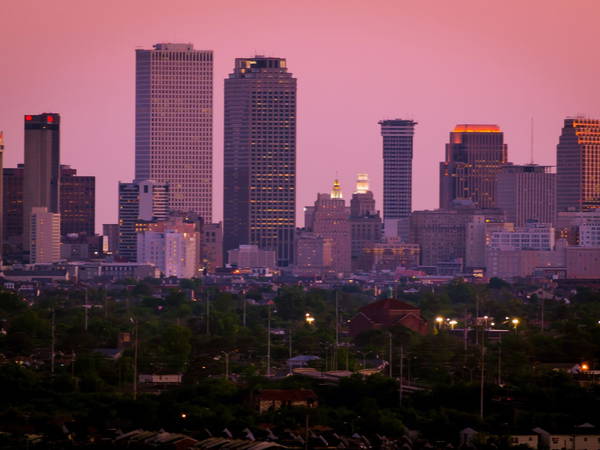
[581,363,589,371]
[435,316,444,323]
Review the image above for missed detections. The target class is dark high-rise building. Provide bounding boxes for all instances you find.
[440,124,508,210]
[496,164,556,226]
[2,165,24,261]
[379,119,416,240]
[556,118,600,212]
[136,43,213,222]
[223,56,296,266]
[60,165,95,236]
[118,180,169,261]
[23,113,61,251]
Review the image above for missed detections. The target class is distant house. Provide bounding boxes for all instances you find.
[349,298,428,336]
[255,389,318,413]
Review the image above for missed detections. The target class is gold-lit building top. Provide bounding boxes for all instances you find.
[331,179,343,199]
[453,124,501,133]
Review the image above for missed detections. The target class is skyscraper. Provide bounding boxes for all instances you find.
[305,181,352,274]
[440,124,508,209]
[60,165,95,236]
[223,56,296,266]
[135,43,213,221]
[118,180,169,261]
[23,113,61,252]
[556,117,600,212]
[496,164,556,226]
[379,119,416,240]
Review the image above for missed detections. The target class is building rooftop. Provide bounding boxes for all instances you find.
[453,124,501,133]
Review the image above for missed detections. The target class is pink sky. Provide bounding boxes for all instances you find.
[2,0,600,232]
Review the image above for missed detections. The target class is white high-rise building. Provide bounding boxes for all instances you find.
[30,207,61,263]
[135,43,213,222]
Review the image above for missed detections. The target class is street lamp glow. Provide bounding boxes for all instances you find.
[305,313,315,325]
[581,363,590,371]
[435,316,444,324]
[449,320,458,329]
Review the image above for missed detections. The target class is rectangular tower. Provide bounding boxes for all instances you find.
[496,164,556,226]
[379,119,416,240]
[135,43,213,221]
[60,165,95,236]
[30,207,61,264]
[440,124,507,210]
[223,56,296,266]
[23,113,60,251]
[556,117,600,212]
[118,180,169,261]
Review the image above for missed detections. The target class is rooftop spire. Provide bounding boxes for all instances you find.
[331,179,343,199]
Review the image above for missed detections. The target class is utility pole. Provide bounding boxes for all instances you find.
[267,304,271,377]
[388,332,393,378]
[399,344,404,407]
[480,323,485,419]
[51,307,55,376]
[335,291,339,370]
[242,296,247,327]
[132,319,138,400]
[498,337,502,386]
[540,297,545,334]
[84,288,88,332]
[289,327,292,359]
[206,291,210,335]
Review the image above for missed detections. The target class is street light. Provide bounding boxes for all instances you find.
[449,320,458,330]
[435,316,444,330]
[512,318,520,334]
[305,313,315,325]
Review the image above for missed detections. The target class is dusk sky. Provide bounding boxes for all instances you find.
[2,0,600,232]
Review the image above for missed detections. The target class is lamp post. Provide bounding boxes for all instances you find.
[435,316,444,331]
[512,318,520,334]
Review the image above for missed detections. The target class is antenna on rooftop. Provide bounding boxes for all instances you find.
[529,116,534,165]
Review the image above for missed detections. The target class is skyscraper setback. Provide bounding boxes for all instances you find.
[556,117,600,212]
[23,113,61,252]
[379,119,416,239]
[440,124,508,209]
[223,56,296,266]
[135,43,213,221]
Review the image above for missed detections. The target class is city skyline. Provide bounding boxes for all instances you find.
[2,1,600,232]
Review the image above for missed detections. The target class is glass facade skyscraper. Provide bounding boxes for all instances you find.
[440,124,507,210]
[556,117,600,212]
[223,56,296,266]
[135,43,213,222]
[379,119,416,239]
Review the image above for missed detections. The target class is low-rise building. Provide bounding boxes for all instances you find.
[349,297,428,336]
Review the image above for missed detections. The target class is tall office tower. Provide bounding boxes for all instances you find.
[223,56,296,266]
[201,222,223,273]
[2,166,24,261]
[349,174,383,270]
[60,165,95,236]
[23,113,60,252]
[496,164,556,226]
[118,180,169,261]
[135,43,213,221]
[440,124,508,210]
[379,119,417,240]
[305,181,352,274]
[30,207,61,264]
[556,117,600,212]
